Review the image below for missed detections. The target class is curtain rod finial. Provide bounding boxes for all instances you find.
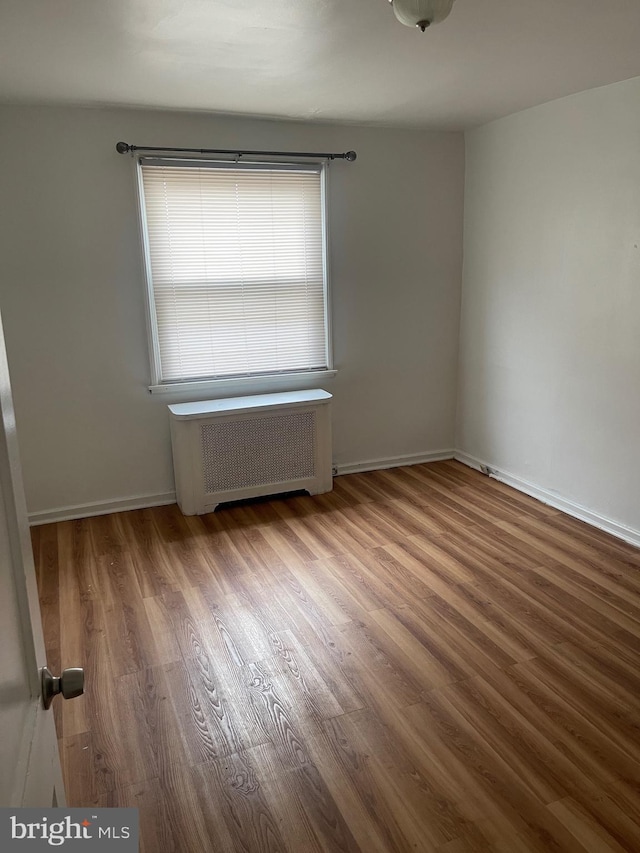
[116,141,132,154]
[345,151,357,162]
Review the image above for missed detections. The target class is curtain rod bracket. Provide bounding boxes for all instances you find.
[115,141,356,162]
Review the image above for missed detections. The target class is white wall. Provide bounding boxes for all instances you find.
[457,76,640,540]
[0,106,464,519]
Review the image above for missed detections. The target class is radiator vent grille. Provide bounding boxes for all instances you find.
[201,411,317,493]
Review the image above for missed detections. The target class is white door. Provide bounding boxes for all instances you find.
[0,308,66,808]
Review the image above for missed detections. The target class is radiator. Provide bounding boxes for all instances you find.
[168,390,333,515]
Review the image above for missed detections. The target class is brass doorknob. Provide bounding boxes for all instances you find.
[41,666,84,710]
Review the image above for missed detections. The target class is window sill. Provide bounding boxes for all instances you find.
[148,369,337,398]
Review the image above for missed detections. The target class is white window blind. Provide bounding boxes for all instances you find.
[138,159,329,384]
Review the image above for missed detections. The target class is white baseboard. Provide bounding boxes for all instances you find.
[27,451,456,525]
[28,492,176,526]
[454,451,640,550]
[32,450,639,552]
[337,449,455,476]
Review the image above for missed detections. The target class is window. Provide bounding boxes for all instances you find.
[137,158,331,390]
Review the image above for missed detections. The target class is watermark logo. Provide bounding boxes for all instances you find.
[1,809,138,850]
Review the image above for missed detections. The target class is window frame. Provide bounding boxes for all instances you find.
[134,155,335,396]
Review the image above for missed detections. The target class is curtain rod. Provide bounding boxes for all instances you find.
[115,141,356,161]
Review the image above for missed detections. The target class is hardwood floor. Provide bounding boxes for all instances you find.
[32,461,640,852]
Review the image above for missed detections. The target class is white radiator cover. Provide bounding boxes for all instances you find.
[168,390,333,515]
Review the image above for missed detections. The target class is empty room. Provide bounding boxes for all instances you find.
[1,0,640,850]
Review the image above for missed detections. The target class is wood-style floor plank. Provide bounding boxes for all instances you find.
[35,461,640,851]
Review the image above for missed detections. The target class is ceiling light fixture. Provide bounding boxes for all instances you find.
[388,0,456,32]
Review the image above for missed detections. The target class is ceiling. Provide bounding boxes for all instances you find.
[1,0,640,130]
